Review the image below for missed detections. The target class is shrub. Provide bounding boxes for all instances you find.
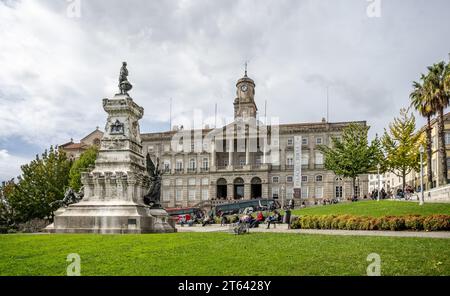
[405,215,423,231]
[289,214,450,232]
[423,215,450,231]
[17,219,49,233]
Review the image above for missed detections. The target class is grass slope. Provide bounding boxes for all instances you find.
[291,200,450,217]
[0,233,448,276]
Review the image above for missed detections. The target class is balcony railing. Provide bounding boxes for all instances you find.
[187,167,197,173]
[285,164,294,170]
[175,168,184,173]
[200,167,209,172]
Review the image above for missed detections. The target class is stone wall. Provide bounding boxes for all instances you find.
[423,184,450,203]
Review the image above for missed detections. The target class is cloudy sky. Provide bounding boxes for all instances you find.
[1,0,450,181]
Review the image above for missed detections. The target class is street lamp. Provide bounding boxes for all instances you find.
[376,163,381,201]
[419,145,425,206]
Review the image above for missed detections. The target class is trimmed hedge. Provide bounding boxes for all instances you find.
[290,214,450,231]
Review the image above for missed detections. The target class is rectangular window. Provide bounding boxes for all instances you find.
[272,187,279,199]
[201,177,209,186]
[188,189,196,201]
[188,178,196,186]
[286,157,294,166]
[163,179,171,186]
[176,190,183,201]
[176,160,183,170]
[202,158,209,169]
[272,176,279,183]
[287,176,293,183]
[316,137,323,145]
[176,178,183,186]
[301,186,308,198]
[148,145,154,152]
[315,187,323,198]
[189,159,196,169]
[301,175,308,182]
[201,189,209,200]
[302,137,308,145]
[287,138,294,146]
[163,190,171,201]
[335,186,343,198]
[163,161,170,172]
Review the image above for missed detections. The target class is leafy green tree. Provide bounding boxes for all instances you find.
[410,75,434,189]
[69,146,98,191]
[8,146,71,222]
[318,123,383,198]
[0,179,18,228]
[382,108,424,194]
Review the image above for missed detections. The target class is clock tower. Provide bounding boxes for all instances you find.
[234,67,257,119]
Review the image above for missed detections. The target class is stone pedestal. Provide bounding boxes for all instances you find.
[47,94,175,234]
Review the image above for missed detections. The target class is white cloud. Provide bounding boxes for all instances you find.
[1,0,450,181]
[0,149,31,181]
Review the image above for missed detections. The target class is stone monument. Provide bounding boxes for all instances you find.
[46,63,175,233]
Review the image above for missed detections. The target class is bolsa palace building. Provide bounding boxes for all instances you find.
[139,71,369,208]
[63,70,369,208]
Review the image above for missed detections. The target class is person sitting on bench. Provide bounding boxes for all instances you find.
[266,210,280,229]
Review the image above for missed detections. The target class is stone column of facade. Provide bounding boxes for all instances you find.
[262,182,269,199]
[211,139,216,168]
[245,138,250,165]
[244,182,251,199]
[227,183,234,200]
[228,138,233,168]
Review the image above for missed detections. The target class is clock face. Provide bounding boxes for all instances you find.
[240,84,248,92]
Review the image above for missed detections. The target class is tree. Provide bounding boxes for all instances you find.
[318,123,383,198]
[423,61,449,185]
[8,146,71,222]
[0,179,18,228]
[382,108,424,194]
[69,146,98,191]
[410,75,434,190]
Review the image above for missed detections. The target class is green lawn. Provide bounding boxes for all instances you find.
[0,233,448,276]
[291,200,450,217]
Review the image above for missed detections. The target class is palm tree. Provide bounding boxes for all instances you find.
[410,75,434,189]
[424,62,449,186]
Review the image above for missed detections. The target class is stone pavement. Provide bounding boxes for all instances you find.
[175,224,450,239]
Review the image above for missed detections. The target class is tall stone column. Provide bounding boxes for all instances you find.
[245,138,250,165]
[211,139,216,168]
[227,183,234,200]
[228,139,233,167]
[244,182,251,199]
